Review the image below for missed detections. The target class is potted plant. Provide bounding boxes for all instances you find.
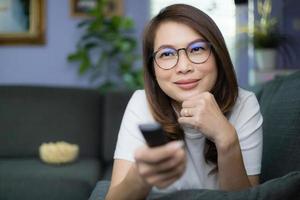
[253,0,283,71]
[67,0,143,92]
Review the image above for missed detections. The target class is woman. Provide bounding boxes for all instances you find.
[105,4,263,200]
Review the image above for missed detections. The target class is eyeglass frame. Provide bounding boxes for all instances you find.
[151,40,212,70]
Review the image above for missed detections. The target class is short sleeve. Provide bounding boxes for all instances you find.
[113,90,155,162]
[229,89,263,175]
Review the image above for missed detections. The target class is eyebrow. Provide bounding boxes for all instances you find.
[155,38,207,52]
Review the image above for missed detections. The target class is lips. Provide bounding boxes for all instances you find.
[174,79,200,90]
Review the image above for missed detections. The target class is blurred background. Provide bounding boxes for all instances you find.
[0,0,299,90]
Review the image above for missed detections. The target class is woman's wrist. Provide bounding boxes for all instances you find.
[106,165,152,200]
[127,165,152,198]
[214,124,239,153]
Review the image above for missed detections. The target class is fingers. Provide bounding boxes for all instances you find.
[137,147,186,177]
[181,92,216,109]
[180,107,194,117]
[178,116,193,125]
[155,177,179,189]
[135,141,184,163]
[147,161,186,189]
[155,148,185,173]
[134,141,186,189]
[179,92,214,124]
[180,97,204,118]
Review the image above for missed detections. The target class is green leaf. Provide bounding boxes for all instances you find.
[77,19,92,28]
[89,21,102,32]
[67,52,82,62]
[67,0,142,91]
[84,42,98,49]
[122,18,134,29]
[76,49,91,74]
[111,16,122,30]
[79,57,91,74]
[81,34,91,41]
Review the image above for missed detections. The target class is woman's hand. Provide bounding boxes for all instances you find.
[134,141,186,189]
[177,92,255,191]
[178,92,235,147]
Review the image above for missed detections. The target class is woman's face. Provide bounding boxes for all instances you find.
[153,21,218,104]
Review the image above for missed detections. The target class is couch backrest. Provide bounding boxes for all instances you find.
[0,86,103,158]
[257,71,300,182]
[101,90,134,163]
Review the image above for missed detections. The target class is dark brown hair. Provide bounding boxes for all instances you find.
[142,4,238,166]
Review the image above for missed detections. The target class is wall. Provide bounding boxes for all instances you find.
[235,0,300,87]
[281,0,300,69]
[0,0,299,87]
[254,0,300,69]
[0,0,149,87]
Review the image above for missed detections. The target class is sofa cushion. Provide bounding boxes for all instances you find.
[89,172,300,200]
[89,180,111,200]
[0,158,101,200]
[0,86,103,158]
[258,72,300,182]
[151,172,300,200]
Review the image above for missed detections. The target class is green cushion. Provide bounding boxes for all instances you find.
[1,177,91,200]
[89,180,111,200]
[89,172,300,200]
[258,72,300,182]
[152,172,300,200]
[0,158,101,200]
[0,86,103,157]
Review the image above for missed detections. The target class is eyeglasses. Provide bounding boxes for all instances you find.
[152,40,212,70]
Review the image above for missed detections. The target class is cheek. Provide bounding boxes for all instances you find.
[202,54,217,73]
[211,58,218,81]
[196,56,218,91]
[204,63,217,80]
[154,67,174,93]
[154,66,171,83]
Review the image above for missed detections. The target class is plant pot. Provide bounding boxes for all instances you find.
[255,48,277,71]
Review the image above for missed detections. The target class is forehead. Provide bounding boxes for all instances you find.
[154,21,203,50]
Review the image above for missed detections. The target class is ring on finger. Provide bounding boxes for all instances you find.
[184,108,191,117]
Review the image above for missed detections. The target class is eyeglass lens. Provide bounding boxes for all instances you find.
[154,40,211,70]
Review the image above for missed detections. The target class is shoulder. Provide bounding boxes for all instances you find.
[237,87,257,105]
[127,89,148,112]
[234,87,259,111]
[228,87,261,124]
[129,89,147,104]
[125,89,155,123]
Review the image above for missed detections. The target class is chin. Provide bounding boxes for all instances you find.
[174,90,200,102]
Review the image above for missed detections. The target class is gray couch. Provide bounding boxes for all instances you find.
[89,71,300,200]
[0,86,132,200]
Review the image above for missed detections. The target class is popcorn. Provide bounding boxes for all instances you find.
[39,141,79,164]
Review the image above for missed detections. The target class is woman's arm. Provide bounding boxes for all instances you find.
[178,92,261,190]
[105,141,186,200]
[105,160,151,200]
[215,126,255,190]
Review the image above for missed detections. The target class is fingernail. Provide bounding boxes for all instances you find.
[168,141,184,150]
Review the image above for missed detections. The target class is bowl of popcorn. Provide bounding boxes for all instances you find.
[39,141,79,164]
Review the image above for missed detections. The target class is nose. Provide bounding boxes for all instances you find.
[175,49,193,74]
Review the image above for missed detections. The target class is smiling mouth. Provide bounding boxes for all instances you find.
[174,79,200,90]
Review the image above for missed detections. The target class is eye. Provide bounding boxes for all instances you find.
[188,42,208,54]
[157,48,176,59]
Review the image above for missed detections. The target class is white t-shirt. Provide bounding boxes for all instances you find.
[114,88,263,193]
